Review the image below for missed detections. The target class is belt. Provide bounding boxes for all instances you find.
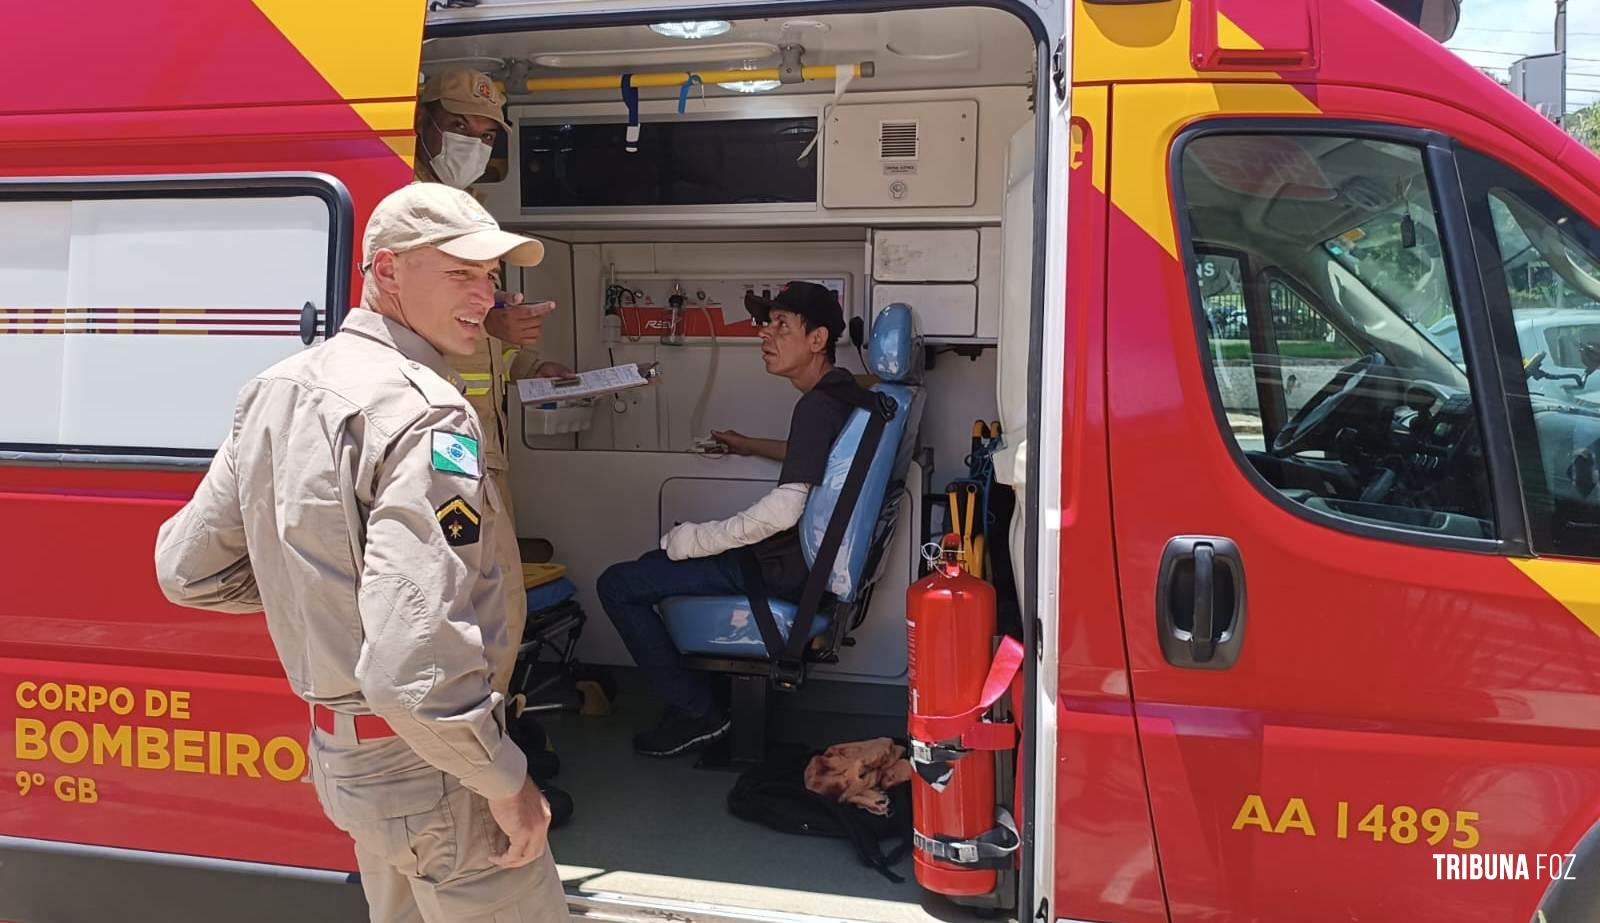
[311,704,397,741]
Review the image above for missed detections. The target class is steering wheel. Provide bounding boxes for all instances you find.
[1271,352,1386,457]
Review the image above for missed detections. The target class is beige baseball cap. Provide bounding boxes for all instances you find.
[362,183,544,271]
[419,68,510,133]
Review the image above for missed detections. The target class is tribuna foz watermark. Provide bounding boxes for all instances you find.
[1434,853,1578,881]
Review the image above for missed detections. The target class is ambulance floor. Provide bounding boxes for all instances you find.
[541,672,988,923]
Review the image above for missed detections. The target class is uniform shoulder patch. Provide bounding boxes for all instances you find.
[431,430,481,479]
[436,496,481,546]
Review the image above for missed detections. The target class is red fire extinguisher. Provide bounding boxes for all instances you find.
[906,535,1023,898]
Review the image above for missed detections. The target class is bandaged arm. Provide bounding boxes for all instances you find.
[663,483,811,560]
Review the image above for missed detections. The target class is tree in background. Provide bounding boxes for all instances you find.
[1569,104,1600,153]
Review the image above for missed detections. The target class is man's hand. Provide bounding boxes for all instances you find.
[712,430,787,461]
[711,430,758,456]
[487,778,551,868]
[533,361,571,379]
[484,295,556,347]
[661,522,703,561]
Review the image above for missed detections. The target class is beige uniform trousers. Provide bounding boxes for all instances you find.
[309,724,569,923]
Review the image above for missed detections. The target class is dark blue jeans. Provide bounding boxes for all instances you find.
[596,549,746,720]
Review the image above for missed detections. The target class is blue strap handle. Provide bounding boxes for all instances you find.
[621,74,640,151]
[677,74,703,114]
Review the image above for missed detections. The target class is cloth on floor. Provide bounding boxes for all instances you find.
[803,738,913,816]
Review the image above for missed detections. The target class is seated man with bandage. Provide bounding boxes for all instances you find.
[597,282,854,757]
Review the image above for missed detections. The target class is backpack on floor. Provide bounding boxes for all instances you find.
[727,748,913,883]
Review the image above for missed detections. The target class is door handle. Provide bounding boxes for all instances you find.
[299,301,319,346]
[1191,543,1216,663]
[1156,536,1246,669]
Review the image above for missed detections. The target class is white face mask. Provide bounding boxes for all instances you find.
[427,126,492,189]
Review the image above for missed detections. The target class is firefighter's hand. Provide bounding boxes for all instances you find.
[532,361,571,379]
[488,778,551,868]
[485,296,556,347]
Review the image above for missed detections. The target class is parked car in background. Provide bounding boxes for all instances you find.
[1428,306,1600,402]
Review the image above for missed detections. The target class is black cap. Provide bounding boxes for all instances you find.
[744,281,845,341]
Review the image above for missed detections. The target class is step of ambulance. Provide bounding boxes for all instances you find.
[562,884,1004,923]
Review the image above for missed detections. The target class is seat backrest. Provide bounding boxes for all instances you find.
[799,304,925,603]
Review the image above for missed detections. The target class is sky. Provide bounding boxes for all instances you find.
[1444,0,1600,115]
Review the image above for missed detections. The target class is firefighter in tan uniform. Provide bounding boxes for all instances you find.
[415,68,569,543]
[154,184,569,923]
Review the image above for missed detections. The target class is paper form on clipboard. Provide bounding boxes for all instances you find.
[515,363,657,403]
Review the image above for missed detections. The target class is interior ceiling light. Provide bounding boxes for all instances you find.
[718,78,783,94]
[532,42,777,69]
[650,20,733,40]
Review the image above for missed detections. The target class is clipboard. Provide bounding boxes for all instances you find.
[515,362,660,404]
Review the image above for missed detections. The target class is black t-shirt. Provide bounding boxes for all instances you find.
[747,368,856,598]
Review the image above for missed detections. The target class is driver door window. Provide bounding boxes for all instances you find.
[1459,147,1600,557]
[1180,133,1495,540]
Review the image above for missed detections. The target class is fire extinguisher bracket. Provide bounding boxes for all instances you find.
[909,722,1016,771]
[913,808,1020,870]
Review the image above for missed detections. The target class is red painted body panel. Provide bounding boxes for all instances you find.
[1,656,350,871]
[1054,89,1169,923]
[0,393,357,870]
[1104,72,1600,920]
[0,1,413,876]
[0,5,372,115]
[0,470,279,674]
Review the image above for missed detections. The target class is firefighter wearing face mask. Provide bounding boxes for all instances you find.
[413,69,570,546]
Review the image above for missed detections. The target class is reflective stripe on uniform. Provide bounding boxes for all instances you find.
[460,371,493,397]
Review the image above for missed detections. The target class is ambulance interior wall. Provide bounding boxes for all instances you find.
[479,65,1026,688]
[503,235,999,682]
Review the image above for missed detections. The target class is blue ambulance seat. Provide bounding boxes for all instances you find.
[664,596,820,656]
[661,303,925,661]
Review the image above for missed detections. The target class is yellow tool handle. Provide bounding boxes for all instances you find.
[962,484,977,565]
[972,535,986,580]
[526,63,869,93]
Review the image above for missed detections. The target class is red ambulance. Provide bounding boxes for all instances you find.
[4,1,1600,921]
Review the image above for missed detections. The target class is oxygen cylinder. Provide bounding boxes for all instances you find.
[906,537,999,897]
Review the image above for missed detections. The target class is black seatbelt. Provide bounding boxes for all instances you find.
[742,377,896,688]
[736,550,790,658]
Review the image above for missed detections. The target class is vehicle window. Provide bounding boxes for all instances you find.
[1195,252,1263,446]
[1323,207,1464,365]
[0,186,339,455]
[1458,148,1600,557]
[1265,276,1365,420]
[1180,133,1495,541]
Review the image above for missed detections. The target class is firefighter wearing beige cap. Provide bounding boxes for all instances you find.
[155,184,570,923]
[416,67,570,556]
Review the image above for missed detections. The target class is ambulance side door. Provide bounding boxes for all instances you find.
[1104,81,1600,921]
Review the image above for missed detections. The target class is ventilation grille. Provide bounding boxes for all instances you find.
[880,121,920,159]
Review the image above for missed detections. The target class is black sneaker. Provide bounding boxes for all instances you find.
[633,709,731,757]
[541,782,574,830]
